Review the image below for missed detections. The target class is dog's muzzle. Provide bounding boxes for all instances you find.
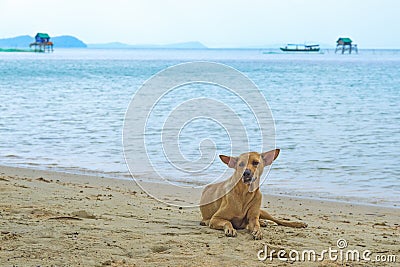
[242,177,254,184]
[242,169,255,184]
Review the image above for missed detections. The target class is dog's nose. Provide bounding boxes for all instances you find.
[243,169,252,178]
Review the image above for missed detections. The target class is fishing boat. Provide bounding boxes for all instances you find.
[280,44,320,52]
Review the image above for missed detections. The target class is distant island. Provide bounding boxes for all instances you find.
[51,36,87,48]
[0,35,87,48]
[0,35,208,49]
[87,41,207,49]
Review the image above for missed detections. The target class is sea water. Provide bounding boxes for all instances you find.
[0,48,399,207]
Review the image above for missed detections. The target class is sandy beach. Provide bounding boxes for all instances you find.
[0,165,398,266]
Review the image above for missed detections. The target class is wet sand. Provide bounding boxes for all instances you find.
[0,166,398,266]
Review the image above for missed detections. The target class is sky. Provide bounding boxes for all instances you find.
[0,0,399,48]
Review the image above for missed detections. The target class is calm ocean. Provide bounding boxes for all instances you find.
[1,48,399,207]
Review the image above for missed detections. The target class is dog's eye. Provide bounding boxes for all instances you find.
[253,161,259,166]
[239,162,245,167]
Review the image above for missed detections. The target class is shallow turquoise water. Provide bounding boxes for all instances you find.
[0,49,399,207]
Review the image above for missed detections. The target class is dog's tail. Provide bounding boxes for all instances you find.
[259,209,307,228]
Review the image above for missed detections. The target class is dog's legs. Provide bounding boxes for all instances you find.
[247,216,263,240]
[259,209,307,228]
[209,217,237,237]
[247,203,263,239]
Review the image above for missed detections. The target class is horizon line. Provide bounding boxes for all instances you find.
[1,34,400,50]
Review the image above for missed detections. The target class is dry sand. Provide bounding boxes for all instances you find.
[0,165,398,266]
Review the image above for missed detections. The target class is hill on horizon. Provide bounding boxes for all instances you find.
[51,36,87,48]
[0,35,32,48]
[87,41,208,49]
[0,35,208,49]
[0,35,87,48]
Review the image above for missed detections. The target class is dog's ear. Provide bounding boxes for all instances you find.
[219,155,238,168]
[261,149,280,166]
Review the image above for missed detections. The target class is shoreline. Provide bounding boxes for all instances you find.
[1,163,398,209]
[1,165,399,266]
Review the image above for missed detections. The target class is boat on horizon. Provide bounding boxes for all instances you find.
[280,44,320,52]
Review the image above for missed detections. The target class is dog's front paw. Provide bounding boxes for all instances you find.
[200,219,210,226]
[224,227,237,237]
[251,229,263,240]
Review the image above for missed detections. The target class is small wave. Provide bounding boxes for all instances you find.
[5,154,21,158]
[26,162,41,166]
[316,167,335,170]
[262,51,281,54]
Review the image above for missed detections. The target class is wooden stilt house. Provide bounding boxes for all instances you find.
[335,37,358,54]
[29,33,54,52]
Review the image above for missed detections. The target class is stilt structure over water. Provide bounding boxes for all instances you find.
[29,33,53,52]
[335,37,358,54]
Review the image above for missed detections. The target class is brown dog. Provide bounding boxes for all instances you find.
[200,149,307,239]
